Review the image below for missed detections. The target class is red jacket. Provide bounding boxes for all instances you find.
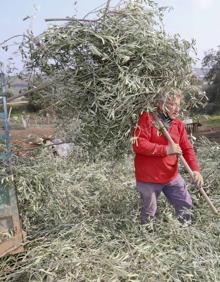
[132,112,200,183]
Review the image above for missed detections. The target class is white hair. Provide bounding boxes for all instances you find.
[156,89,182,105]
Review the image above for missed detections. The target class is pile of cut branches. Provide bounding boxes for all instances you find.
[21,0,205,154]
[0,137,220,281]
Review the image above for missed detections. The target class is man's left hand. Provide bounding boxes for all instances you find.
[192,171,204,187]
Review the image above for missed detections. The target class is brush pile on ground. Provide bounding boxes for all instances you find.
[0,137,220,281]
[21,0,205,154]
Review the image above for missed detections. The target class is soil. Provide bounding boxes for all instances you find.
[4,123,220,158]
[194,125,220,144]
[10,126,55,156]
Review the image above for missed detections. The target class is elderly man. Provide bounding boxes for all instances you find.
[133,90,203,224]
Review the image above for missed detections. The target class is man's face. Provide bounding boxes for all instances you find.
[164,96,181,120]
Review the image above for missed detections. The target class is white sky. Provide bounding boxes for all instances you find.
[160,0,220,67]
[1,0,220,72]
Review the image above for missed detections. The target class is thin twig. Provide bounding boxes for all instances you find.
[45,0,113,24]
[0,34,29,46]
[103,0,111,20]
[45,18,99,23]
[83,3,106,19]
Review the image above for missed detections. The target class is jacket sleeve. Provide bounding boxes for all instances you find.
[179,122,200,172]
[132,112,167,157]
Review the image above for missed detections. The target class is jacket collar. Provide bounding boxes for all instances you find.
[155,111,179,126]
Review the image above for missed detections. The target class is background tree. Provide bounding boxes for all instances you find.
[202,47,220,114]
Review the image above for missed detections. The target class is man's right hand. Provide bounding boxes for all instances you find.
[166,142,182,155]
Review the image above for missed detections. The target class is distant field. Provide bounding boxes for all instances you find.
[203,114,220,127]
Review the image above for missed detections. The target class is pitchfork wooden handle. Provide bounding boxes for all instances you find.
[154,113,218,215]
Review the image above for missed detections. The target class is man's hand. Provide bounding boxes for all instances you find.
[166,142,182,155]
[192,171,204,187]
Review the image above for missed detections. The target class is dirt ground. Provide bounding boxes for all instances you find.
[10,126,55,156]
[195,125,220,144]
[5,123,220,158]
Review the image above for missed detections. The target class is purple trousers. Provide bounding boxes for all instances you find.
[136,174,192,224]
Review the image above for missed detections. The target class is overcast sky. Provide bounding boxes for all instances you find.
[1,0,220,72]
